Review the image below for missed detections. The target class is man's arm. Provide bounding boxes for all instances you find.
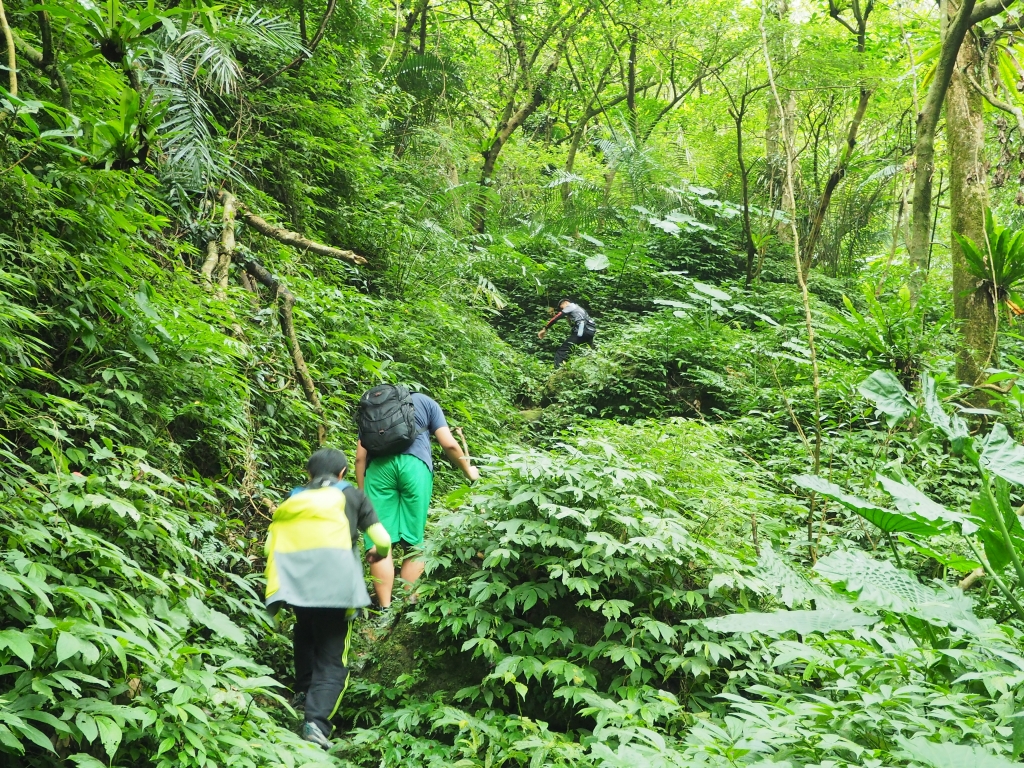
[538,311,564,339]
[434,426,480,482]
[355,440,368,489]
[365,522,391,562]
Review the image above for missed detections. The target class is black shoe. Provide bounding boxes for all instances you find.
[291,691,306,711]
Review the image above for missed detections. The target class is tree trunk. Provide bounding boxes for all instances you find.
[734,112,757,287]
[907,0,1019,297]
[947,39,995,385]
[799,87,872,276]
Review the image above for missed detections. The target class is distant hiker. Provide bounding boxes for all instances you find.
[538,298,597,368]
[264,448,392,750]
[355,385,479,611]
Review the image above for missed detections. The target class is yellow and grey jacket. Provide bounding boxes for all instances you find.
[264,480,390,611]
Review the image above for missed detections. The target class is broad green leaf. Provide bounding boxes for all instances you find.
[875,474,970,530]
[0,724,23,753]
[0,630,35,667]
[128,332,160,364]
[898,736,1018,768]
[67,755,107,768]
[75,712,98,743]
[12,721,54,753]
[816,549,983,632]
[93,716,121,759]
[898,537,981,573]
[584,254,610,271]
[56,632,98,666]
[921,374,970,449]
[185,596,246,645]
[705,609,876,635]
[971,477,1024,572]
[980,423,1024,485]
[792,474,939,536]
[859,370,915,427]
[692,282,731,302]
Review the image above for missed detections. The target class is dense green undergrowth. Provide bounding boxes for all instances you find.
[7,1,1024,766]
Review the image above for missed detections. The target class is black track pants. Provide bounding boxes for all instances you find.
[293,607,353,735]
[554,329,596,368]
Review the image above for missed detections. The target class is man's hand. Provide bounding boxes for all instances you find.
[365,546,386,564]
[537,328,547,339]
[466,465,480,483]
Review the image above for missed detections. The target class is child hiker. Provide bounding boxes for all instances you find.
[264,448,392,749]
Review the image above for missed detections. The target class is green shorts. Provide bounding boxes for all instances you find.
[363,453,434,549]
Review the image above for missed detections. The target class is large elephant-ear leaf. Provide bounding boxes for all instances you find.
[898,736,1019,768]
[858,370,915,427]
[875,474,971,532]
[704,609,876,636]
[920,374,970,449]
[815,549,984,633]
[792,474,939,536]
[980,423,1024,485]
[756,544,843,609]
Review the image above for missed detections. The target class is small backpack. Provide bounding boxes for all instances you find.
[358,385,420,456]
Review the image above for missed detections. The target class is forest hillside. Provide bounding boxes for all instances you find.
[4,0,1024,766]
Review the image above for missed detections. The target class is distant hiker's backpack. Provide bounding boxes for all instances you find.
[358,385,419,456]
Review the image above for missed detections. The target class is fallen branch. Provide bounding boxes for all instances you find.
[203,192,326,441]
[958,566,985,590]
[218,191,368,266]
[241,257,326,443]
[12,12,71,109]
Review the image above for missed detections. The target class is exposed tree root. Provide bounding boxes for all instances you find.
[958,567,984,590]
[242,257,326,443]
[217,191,368,266]
[204,191,333,442]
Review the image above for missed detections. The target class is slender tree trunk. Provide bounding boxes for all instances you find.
[562,124,586,205]
[947,39,995,385]
[734,111,757,287]
[0,0,18,97]
[906,0,1020,295]
[800,87,872,275]
[418,1,429,54]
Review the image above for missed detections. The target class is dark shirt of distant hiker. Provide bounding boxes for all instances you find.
[538,299,597,368]
[264,448,391,750]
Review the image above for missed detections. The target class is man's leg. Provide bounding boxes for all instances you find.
[363,457,401,607]
[293,608,314,700]
[303,608,353,737]
[554,334,581,368]
[368,552,396,608]
[395,455,433,597]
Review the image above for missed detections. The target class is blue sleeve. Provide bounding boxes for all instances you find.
[426,397,448,434]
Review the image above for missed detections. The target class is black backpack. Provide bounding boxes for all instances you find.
[357,385,420,456]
